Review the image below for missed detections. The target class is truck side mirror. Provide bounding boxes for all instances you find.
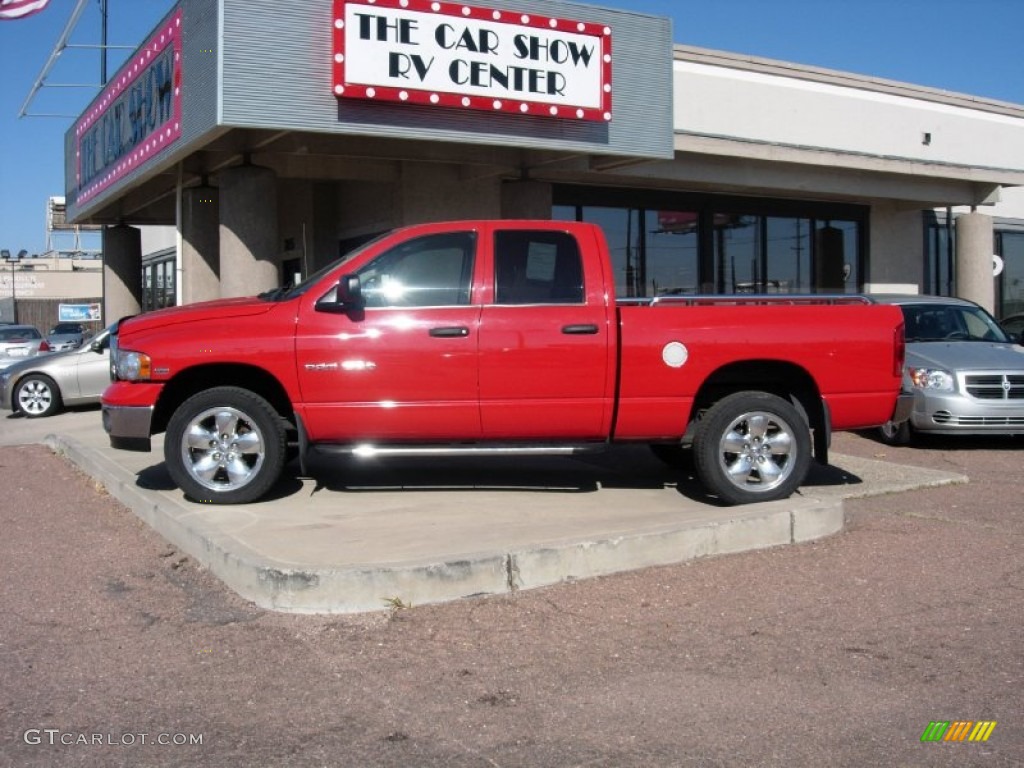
[317,274,364,314]
[338,274,363,306]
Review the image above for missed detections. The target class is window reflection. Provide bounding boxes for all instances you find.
[1000,232,1024,318]
[646,212,698,296]
[581,207,641,297]
[560,201,861,296]
[714,214,759,293]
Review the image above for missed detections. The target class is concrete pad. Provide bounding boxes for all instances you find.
[31,412,967,614]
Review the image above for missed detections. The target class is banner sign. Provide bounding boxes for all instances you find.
[75,10,183,205]
[333,0,612,121]
[59,303,103,322]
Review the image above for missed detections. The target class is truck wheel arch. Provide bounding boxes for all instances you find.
[687,360,827,462]
[151,364,295,436]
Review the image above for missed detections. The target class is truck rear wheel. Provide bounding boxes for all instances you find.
[693,391,811,505]
[164,387,286,504]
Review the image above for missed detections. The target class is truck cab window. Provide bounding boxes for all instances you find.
[357,232,476,307]
[494,230,584,305]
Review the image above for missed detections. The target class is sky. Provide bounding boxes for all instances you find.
[1,0,1022,257]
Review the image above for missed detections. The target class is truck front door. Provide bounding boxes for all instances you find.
[296,230,482,441]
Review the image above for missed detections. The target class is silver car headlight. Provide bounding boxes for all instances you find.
[908,367,954,392]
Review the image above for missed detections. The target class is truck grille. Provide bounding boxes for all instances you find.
[963,374,1024,400]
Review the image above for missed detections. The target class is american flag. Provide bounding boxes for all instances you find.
[0,0,51,20]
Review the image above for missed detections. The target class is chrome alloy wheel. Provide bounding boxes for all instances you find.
[715,410,797,494]
[14,375,61,418]
[17,379,54,415]
[180,406,267,493]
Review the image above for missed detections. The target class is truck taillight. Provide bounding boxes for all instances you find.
[894,322,906,378]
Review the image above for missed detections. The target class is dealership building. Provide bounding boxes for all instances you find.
[63,0,1024,323]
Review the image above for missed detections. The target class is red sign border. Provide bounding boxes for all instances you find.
[332,0,612,122]
[74,10,183,206]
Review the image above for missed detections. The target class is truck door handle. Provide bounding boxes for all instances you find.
[561,324,599,335]
[428,326,470,338]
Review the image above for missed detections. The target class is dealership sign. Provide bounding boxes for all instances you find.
[333,0,612,121]
[74,10,182,205]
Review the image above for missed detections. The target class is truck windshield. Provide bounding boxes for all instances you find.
[258,232,391,302]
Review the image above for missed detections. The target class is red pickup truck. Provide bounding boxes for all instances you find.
[103,220,910,506]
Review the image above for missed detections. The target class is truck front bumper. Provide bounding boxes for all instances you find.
[101,381,164,451]
[102,404,154,451]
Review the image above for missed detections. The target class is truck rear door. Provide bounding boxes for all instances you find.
[477,225,614,439]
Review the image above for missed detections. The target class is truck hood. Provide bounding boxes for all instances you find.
[120,296,279,335]
[907,340,1024,370]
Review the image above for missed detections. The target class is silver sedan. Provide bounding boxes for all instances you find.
[0,327,112,418]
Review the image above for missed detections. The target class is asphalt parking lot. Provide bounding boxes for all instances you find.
[2,406,1022,766]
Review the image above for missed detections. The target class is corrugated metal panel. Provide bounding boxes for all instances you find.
[221,0,673,159]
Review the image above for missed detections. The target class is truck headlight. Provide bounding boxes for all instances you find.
[115,350,152,381]
[908,367,954,392]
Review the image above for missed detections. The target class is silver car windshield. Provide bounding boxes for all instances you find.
[902,304,1012,343]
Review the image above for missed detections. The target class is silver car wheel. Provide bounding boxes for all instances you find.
[15,375,61,418]
[179,406,267,493]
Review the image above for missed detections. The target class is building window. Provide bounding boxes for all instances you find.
[923,211,1024,319]
[998,231,1024,319]
[924,210,955,296]
[142,247,176,311]
[554,187,864,296]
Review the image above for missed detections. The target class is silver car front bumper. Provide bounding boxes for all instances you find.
[908,389,1024,435]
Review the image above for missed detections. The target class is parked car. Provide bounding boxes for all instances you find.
[0,325,50,372]
[1000,312,1024,342]
[0,326,111,418]
[46,322,88,351]
[872,295,1024,444]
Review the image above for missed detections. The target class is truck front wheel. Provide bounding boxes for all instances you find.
[693,391,811,505]
[164,387,286,504]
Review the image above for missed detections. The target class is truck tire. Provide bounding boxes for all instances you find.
[164,387,287,504]
[693,391,811,505]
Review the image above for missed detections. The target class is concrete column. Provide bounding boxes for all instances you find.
[501,181,553,219]
[103,225,142,323]
[219,164,279,298]
[865,203,923,294]
[181,185,220,303]
[955,212,995,312]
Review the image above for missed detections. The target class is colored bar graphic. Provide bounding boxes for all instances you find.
[921,720,997,742]
[944,721,973,741]
[969,722,998,742]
